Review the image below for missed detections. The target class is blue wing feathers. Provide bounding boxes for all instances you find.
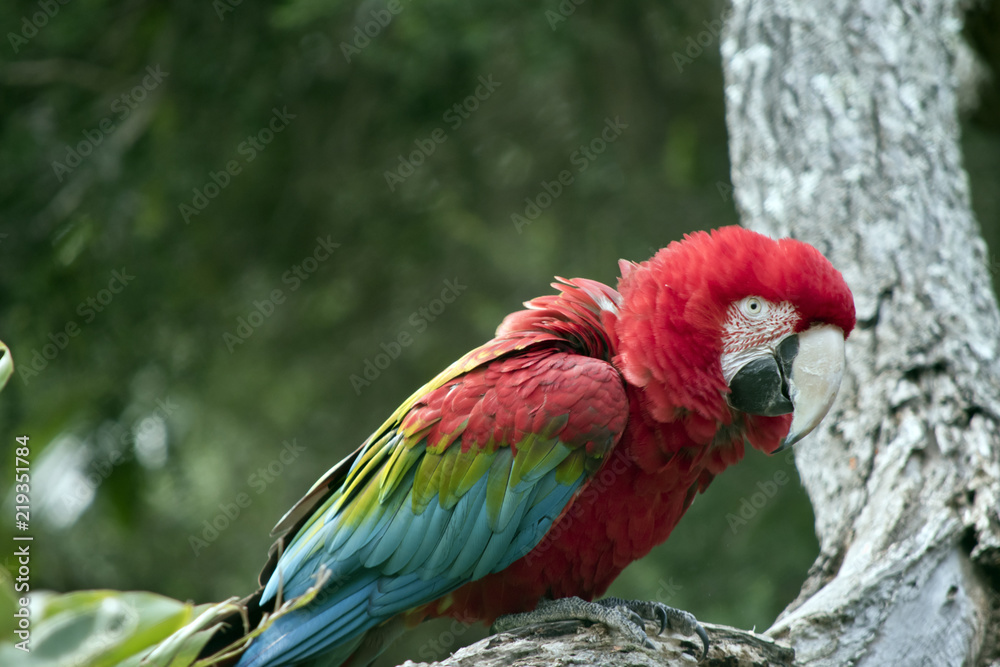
[500,481,581,569]
[239,456,587,667]
[370,573,449,617]
[372,497,428,574]
[472,489,536,580]
[445,499,496,580]
[237,352,627,666]
[423,479,487,576]
[391,500,451,575]
[363,493,419,569]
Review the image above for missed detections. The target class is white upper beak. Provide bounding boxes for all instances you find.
[778,324,846,449]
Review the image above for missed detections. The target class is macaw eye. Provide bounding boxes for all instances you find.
[742,297,766,318]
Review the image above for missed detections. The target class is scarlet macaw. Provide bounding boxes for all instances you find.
[226,226,855,666]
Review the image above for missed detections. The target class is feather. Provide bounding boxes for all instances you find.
[508,436,572,489]
[440,445,495,509]
[484,447,515,530]
[391,500,452,575]
[378,440,425,503]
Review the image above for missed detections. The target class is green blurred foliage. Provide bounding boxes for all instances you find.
[0,587,212,667]
[0,0,997,665]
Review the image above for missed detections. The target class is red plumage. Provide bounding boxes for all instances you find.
[410,226,856,625]
[224,226,856,667]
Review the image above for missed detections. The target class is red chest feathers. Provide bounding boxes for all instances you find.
[422,409,738,625]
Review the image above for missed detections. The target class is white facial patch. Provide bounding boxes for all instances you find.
[719,297,799,384]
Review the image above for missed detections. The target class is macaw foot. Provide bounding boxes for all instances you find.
[492,596,709,659]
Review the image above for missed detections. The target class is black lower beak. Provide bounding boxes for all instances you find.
[727,335,798,417]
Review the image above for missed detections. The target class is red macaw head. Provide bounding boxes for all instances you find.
[614,226,856,453]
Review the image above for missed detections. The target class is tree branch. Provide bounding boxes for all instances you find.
[401,621,794,667]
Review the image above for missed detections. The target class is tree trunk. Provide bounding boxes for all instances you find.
[720,0,1000,666]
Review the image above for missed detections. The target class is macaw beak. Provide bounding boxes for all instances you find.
[776,324,846,450]
[726,324,846,452]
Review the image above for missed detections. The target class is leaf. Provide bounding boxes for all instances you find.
[0,340,12,394]
[0,586,229,667]
[0,574,342,667]
[138,598,242,667]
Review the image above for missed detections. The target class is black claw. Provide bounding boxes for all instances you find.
[695,623,710,660]
[585,596,710,659]
[654,606,668,635]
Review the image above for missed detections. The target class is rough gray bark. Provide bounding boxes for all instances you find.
[401,621,794,667]
[720,1,1000,666]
